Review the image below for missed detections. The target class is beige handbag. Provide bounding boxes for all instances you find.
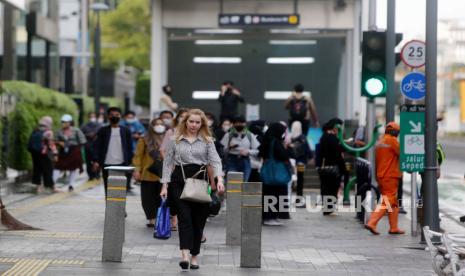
[179,163,212,203]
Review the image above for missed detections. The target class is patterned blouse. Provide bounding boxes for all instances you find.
[161,135,222,184]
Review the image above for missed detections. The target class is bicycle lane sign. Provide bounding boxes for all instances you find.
[400,105,425,172]
[400,72,426,101]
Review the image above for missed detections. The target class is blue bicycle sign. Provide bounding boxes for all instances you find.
[401,72,426,101]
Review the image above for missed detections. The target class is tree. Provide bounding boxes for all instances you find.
[99,0,151,70]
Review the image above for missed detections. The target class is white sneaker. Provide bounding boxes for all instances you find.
[273,219,283,226]
[263,219,283,226]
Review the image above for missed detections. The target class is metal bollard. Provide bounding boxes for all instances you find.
[240,182,262,268]
[102,166,133,262]
[226,172,243,246]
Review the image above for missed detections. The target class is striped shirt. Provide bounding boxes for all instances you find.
[161,135,222,184]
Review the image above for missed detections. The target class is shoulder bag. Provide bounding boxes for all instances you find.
[317,158,340,178]
[260,140,292,186]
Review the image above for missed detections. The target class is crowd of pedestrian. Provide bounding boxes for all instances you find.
[26,80,417,271]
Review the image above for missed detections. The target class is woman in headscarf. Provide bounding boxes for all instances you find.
[259,123,291,226]
[132,118,166,227]
[290,121,313,207]
[317,118,346,216]
[248,120,266,183]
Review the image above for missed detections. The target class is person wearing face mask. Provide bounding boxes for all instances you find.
[81,112,103,181]
[121,111,146,153]
[221,116,260,182]
[216,119,232,141]
[54,114,87,192]
[159,110,175,129]
[132,118,166,227]
[160,108,189,158]
[92,107,134,195]
[160,84,178,113]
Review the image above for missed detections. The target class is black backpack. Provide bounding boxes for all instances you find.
[289,98,308,120]
[28,129,44,153]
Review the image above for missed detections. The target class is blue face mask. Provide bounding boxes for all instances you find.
[126,118,136,124]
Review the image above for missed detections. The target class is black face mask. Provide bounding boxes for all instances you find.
[235,125,245,132]
[109,116,120,124]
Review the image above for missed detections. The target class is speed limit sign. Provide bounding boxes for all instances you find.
[401,40,426,68]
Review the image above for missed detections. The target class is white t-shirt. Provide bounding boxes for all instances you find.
[104,127,124,165]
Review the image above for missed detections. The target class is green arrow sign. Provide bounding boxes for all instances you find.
[400,105,425,172]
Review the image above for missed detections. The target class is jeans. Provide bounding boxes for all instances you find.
[226,155,251,182]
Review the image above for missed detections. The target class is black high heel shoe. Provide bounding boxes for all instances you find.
[179,260,189,270]
[190,263,199,269]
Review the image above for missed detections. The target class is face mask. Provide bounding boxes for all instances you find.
[153,125,166,134]
[235,125,245,132]
[163,119,172,127]
[208,120,214,127]
[126,118,136,124]
[98,118,104,123]
[109,116,120,124]
[222,125,231,132]
[90,118,97,123]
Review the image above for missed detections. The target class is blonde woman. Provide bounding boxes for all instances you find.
[160,109,224,270]
[132,118,166,227]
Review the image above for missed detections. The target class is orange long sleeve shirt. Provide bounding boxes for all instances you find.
[375,134,402,179]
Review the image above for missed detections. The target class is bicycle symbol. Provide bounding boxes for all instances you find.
[407,136,423,146]
[402,80,425,93]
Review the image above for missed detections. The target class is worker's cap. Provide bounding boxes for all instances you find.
[61,114,73,122]
[386,122,400,131]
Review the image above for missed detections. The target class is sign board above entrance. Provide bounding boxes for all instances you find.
[219,14,300,27]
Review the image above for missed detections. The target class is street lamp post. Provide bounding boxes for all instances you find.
[90,2,109,114]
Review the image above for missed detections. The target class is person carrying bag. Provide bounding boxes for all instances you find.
[159,109,224,271]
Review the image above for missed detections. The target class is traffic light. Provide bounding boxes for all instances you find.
[361,31,387,98]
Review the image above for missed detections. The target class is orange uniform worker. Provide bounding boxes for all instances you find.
[365,122,405,235]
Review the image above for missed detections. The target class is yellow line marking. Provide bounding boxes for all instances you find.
[10,179,101,216]
[1,259,51,276]
[227,190,241,193]
[107,187,126,191]
[228,180,243,184]
[106,197,126,202]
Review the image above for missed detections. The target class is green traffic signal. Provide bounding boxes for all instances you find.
[364,77,386,97]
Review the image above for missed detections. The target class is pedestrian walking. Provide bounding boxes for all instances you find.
[92,107,133,195]
[160,108,189,157]
[81,112,102,180]
[289,121,313,206]
[28,116,58,193]
[120,110,146,152]
[221,116,260,182]
[132,118,166,228]
[317,118,346,216]
[284,84,319,135]
[218,81,244,122]
[365,122,405,235]
[259,123,292,226]
[53,114,87,192]
[215,118,232,142]
[247,120,267,183]
[160,84,179,113]
[160,109,224,270]
[159,110,174,130]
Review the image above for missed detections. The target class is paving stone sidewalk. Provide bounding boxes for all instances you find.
[0,180,436,275]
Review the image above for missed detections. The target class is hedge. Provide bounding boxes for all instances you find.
[135,75,150,107]
[2,81,79,170]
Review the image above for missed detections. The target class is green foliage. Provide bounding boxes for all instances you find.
[100,0,151,70]
[135,75,150,107]
[2,81,78,170]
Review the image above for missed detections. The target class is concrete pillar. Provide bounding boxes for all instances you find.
[150,0,166,118]
[2,5,17,80]
[102,167,133,262]
[240,182,262,268]
[226,172,243,246]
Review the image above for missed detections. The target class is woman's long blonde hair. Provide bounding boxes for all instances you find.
[175,109,213,143]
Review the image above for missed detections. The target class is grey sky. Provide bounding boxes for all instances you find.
[377,0,465,39]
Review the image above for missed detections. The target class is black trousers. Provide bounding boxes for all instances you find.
[398,178,404,208]
[319,173,341,214]
[31,151,54,188]
[101,163,132,196]
[170,165,209,256]
[296,165,305,197]
[262,184,289,220]
[141,180,162,220]
[85,144,100,180]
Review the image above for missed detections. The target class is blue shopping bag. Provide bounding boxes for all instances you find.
[154,199,171,240]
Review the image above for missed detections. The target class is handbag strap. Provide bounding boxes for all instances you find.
[268,139,275,160]
[175,143,207,181]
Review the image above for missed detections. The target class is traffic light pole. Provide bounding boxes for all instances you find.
[424,0,440,233]
[367,0,377,188]
[385,0,396,122]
